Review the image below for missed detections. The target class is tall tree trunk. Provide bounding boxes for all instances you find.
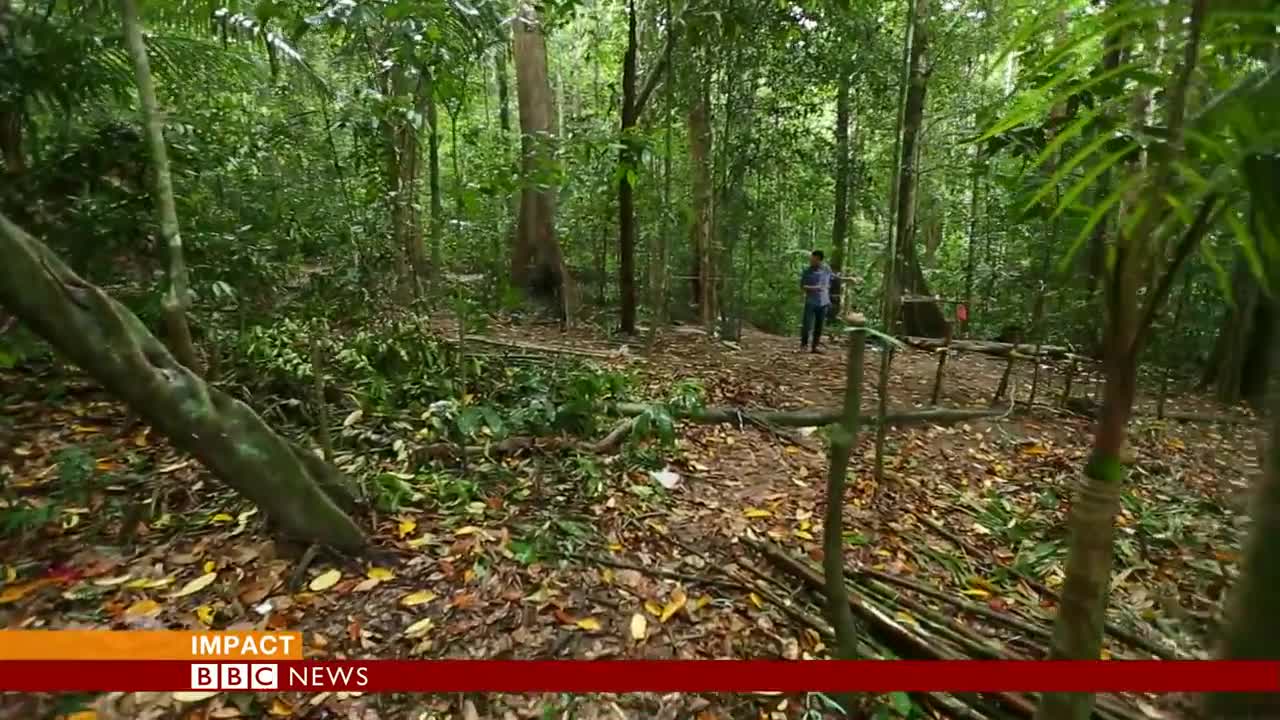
[892,0,945,338]
[384,67,429,300]
[617,0,674,334]
[0,0,23,176]
[427,71,443,287]
[0,213,365,550]
[496,46,515,280]
[688,75,715,329]
[1203,258,1272,407]
[119,0,199,374]
[618,0,641,334]
[962,147,981,337]
[512,2,574,321]
[829,69,851,319]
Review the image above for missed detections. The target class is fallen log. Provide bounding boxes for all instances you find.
[0,213,365,551]
[903,336,1096,364]
[412,417,635,462]
[458,335,623,360]
[613,402,1008,429]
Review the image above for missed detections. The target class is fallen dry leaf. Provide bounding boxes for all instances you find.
[660,589,687,623]
[404,617,434,638]
[401,590,437,607]
[629,613,647,641]
[308,569,342,592]
[172,691,218,703]
[195,605,216,626]
[124,599,162,618]
[0,578,57,604]
[168,572,218,599]
[575,617,602,632]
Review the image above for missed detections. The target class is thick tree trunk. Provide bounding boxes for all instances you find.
[1206,152,1280,720]
[119,0,199,374]
[1204,258,1272,407]
[829,70,851,319]
[383,67,429,300]
[892,0,946,339]
[0,213,365,550]
[512,2,574,321]
[688,76,715,329]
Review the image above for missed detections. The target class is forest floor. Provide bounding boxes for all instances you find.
[0,315,1266,720]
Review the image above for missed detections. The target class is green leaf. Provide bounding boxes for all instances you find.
[1021,105,1101,180]
[1051,141,1138,221]
[1226,212,1267,286]
[889,691,913,716]
[1056,172,1141,275]
[1022,130,1113,214]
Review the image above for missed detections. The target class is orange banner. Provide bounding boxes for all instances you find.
[0,630,303,660]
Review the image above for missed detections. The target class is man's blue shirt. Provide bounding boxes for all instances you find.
[801,265,832,307]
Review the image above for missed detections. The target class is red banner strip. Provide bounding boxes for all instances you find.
[0,660,1277,693]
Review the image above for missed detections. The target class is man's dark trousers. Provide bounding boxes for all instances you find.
[801,303,827,350]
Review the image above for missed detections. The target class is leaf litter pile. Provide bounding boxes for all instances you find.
[0,320,1263,720]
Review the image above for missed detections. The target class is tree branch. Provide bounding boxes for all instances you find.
[631,12,679,118]
[1131,193,1221,355]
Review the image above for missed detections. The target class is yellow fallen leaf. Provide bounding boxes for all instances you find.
[1022,444,1049,456]
[783,446,799,455]
[453,526,481,536]
[2,578,59,604]
[793,529,814,541]
[268,698,294,716]
[693,595,712,611]
[404,617,434,638]
[195,605,215,626]
[743,508,772,519]
[133,427,151,447]
[308,569,342,592]
[748,593,764,609]
[125,599,162,618]
[125,577,174,590]
[397,519,417,538]
[644,599,662,617]
[66,711,98,720]
[630,613,647,640]
[352,578,380,593]
[576,617,602,632]
[607,542,623,552]
[600,567,615,584]
[172,691,218,703]
[1100,648,1112,659]
[208,513,234,524]
[401,590,437,607]
[961,588,991,599]
[3,566,15,583]
[660,589,687,623]
[168,572,218,599]
[367,567,395,582]
[203,561,216,574]
[406,536,432,549]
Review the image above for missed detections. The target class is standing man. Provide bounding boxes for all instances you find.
[800,250,832,353]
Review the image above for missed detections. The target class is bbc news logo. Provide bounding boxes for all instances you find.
[191,663,278,690]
